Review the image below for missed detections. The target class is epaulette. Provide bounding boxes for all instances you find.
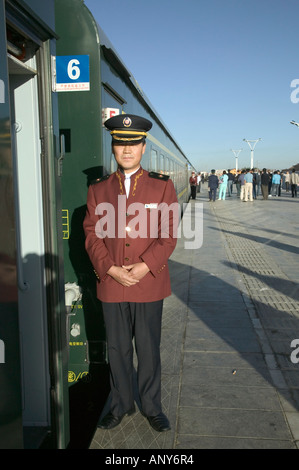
[91,174,110,185]
[148,171,169,181]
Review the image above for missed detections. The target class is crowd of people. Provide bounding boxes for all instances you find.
[189,169,299,202]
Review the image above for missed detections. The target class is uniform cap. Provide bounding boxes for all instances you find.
[104,114,152,144]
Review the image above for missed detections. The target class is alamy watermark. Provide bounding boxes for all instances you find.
[290,339,299,364]
[94,196,203,249]
[290,79,299,103]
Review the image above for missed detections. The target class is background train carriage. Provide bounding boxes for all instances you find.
[0,0,69,449]
[0,0,196,449]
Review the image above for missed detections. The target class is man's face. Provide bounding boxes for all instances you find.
[112,142,146,174]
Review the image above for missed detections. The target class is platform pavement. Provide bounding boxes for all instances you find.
[89,186,299,450]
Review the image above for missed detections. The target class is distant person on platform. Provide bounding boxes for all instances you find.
[284,171,290,192]
[261,168,270,200]
[244,169,253,202]
[218,170,228,200]
[208,169,219,202]
[235,170,241,197]
[227,170,234,196]
[189,171,197,199]
[290,168,299,197]
[271,171,281,197]
[196,172,201,193]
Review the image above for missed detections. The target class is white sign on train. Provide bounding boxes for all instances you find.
[102,107,120,126]
[55,55,90,92]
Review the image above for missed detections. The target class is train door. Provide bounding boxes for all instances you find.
[2,0,69,448]
[0,0,23,449]
[9,27,52,446]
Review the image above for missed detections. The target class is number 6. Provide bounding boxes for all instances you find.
[67,59,80,80]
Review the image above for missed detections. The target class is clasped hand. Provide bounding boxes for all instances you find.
[107,262,150,287]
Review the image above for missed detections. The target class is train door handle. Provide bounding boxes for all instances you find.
[58,133,65,176]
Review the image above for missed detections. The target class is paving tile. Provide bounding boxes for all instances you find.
[285,412,299,440]
[181,364,274,390]
[184,336,262,353]
[178,408,293,440]
[185,323,259,341]
[187,308,252,327]
[183,350,268,369]
[179,383,282,410]
[175,435,296,449]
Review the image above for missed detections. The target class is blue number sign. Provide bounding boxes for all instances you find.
[56,55,90,91]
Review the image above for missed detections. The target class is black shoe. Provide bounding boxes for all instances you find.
[145,412,171,432]
[98,407,135,430]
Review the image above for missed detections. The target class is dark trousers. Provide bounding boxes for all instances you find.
[291,184,297,197]
[190,185,197,199]
[209,187,217,201]
[102,300,163,417]
[261,184,268,199]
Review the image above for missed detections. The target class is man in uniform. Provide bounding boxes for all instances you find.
[83,114,178,432]
[189,171,197,199]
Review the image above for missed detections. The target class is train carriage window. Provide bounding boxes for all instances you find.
[178,164,181,188]
[179,165,184,189]
[110,155,117,173]
[101,86,125,175]
[150,148,157,172]
[170,160,174,179]
[159,154,164,173]
[165,156,169,176]
[168,160,173,187]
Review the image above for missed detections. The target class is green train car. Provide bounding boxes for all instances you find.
[0,0,196,449]
[0,0,69,449]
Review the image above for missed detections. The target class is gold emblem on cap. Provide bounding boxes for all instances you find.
[123,117,132,127]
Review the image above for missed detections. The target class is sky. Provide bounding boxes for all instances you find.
[84,0,299,172]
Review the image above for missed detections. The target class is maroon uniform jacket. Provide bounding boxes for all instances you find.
[189,175,197,186]
[83,167,178,303]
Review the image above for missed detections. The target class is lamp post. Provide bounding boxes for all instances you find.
[230,148,242,173]
[243,138,262,169]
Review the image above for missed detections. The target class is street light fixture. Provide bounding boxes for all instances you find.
[243,138,262,169]
[290,120,299,127]
[230,148,242,173]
